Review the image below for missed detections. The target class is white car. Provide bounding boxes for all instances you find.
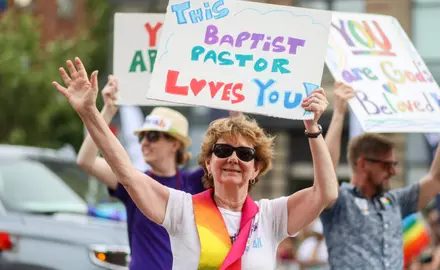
[0,145,130,270]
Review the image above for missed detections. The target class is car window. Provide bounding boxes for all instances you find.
[40,159,115,205]
[0,159,88,214]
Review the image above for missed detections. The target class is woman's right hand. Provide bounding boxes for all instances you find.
[102,75,119,114]
[52,57,99,115]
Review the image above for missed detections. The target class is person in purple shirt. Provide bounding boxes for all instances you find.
[76,76,205,269]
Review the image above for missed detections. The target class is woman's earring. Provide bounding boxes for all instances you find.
[249,179,256,185]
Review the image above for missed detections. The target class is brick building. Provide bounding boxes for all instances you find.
[2,0,85,44]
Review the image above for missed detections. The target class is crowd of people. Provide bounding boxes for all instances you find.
[51,57,440,270]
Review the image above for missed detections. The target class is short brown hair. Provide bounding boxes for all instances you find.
[176,147,191,166]
[347,133,395,171]
[197,115,274,191]
[162,133,189,166]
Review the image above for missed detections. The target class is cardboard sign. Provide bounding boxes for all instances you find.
[326,12,440,133]
[114,13,186,106]
[147,0,331,120]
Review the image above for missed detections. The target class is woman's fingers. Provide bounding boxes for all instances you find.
[75,57,88,79]
[52,81,69,98]
[59,68,72,87]
[66,60,78,80]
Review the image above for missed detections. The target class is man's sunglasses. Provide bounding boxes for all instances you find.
[138,131,173,143]
[364,157,398,169]
[212,144,256,162]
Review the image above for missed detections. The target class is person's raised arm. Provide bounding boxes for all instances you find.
[77,75,119,190]
[285,88,339,235]
[417,135,440,210]
[324,82,355,170]
[53,57,169,224]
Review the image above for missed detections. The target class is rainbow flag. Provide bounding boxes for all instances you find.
[402,213,431,266]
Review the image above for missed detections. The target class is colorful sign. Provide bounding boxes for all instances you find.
[146,0,331,120]
[326,12,440,133]
[114,13,184,106]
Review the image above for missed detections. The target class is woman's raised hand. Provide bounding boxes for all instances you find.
[52,57,99,114]
[101,75,119,114]
[302,88,329,125]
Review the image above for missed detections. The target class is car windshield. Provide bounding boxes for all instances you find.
[0,159,88,214]
[40,158,112,205]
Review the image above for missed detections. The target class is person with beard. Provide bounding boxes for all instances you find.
[320,82,440,270]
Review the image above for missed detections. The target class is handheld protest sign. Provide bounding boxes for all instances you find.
[326,12,440,133]
[147,0,331,120]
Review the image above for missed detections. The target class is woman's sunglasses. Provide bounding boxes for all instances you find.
[212,144,256,162]
[138,131,173,143]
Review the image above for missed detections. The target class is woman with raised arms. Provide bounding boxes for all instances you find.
[53,57,338,269]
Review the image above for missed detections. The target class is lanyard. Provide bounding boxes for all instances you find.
[146,169,181,190]
[244,214,259,252]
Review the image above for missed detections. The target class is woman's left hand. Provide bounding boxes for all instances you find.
[301,88,328,126]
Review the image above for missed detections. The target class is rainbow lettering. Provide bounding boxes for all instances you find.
[356,91,436,115]
[332,19,395,56]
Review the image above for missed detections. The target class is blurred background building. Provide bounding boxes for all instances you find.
[0,0,84,42]
[2,0,439,200]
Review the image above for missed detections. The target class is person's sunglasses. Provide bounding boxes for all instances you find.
[212,144,256,162]
[364,157,398,170]
[138,131,173,143]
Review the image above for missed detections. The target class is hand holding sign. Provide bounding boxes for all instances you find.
[302,88,328,124]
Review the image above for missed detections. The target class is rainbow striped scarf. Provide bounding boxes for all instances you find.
[402,213,431,266]
[192,188,258,270]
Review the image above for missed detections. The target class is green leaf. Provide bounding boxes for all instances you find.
[0,1,111,151]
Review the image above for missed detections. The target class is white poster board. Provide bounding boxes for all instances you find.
[147,0,331,120]
[114,13,185,106]
[326,12,440,133]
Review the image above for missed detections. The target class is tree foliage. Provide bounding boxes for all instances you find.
[0,0,111,150]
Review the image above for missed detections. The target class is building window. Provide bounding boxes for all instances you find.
[57,0,74,19]
[296,0,328,10]
[296,0,365,12]
[412,0,440,81]
[332,0,365,12]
